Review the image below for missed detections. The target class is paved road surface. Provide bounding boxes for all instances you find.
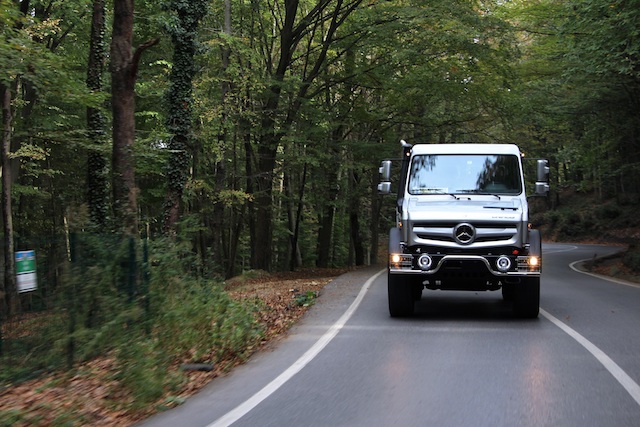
[138,243,640,427]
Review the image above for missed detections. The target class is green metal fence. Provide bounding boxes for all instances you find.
[0,233,149,386]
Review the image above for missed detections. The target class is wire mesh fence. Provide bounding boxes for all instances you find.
[0,233,149,386]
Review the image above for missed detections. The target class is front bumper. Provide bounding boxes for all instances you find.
[388,253,541,277]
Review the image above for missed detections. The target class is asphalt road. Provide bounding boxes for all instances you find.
[138,243,640,427]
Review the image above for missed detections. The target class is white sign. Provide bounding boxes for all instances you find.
[16,250,37,293]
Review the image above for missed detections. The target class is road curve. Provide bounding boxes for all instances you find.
[138,243,640,427]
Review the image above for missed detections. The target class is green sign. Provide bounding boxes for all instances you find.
[16,250,37,293]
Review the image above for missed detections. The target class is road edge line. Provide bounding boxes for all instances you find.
[569,259,640,289]
[207,268,386,427]
[540,308,640,407]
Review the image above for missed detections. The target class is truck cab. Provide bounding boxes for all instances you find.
[378,141,549,318]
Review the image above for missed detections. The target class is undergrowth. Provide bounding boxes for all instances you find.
[531,189,640,274]
[0,235,263,423]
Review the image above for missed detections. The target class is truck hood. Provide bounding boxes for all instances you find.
[404,196,525,223]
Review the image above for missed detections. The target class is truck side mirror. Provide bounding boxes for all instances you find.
[379,160,392,182]
[535,159,550,196]
[535,182,550,196]
[536,159,549,182]
[378,182,392,194]
[378,160,392,194]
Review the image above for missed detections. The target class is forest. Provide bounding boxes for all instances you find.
[0,0,639,416]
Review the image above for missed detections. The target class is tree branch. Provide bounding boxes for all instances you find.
[130,38,160,79]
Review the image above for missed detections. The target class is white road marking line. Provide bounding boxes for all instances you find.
[569,259,640,289]
[207,269,386,427]
[540,308,640,407]
[543,245,578,254]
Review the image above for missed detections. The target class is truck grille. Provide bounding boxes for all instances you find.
[412,222,519,245]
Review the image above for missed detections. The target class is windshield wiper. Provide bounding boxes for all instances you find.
[481,193,501,200]
[484,205,518,211]
[456,190,501,200]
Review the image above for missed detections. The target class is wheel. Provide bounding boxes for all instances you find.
[413,280,424,301]
[501,283,515,301]
[512,229,542,318]
[388,272,415,317]
[513,277,540,318]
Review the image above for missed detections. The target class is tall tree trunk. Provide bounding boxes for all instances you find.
[247,0,364,271]
[1,82,19,316]
[316,165,340,268]
[110,0,157,235]
[110,0,138,235]
[247,0,306,272]
[86,0,109,228]
[349,170,365,266]
[370,166,381,265]
[162,0,208,235]
[285,164,306,271]
[211,0,232,269]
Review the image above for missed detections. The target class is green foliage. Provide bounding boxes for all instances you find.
[1,234,262,414]
[623,247,640,272]
[294,291,318,307]
[0,408,35,427]
[595,204,622,221]
[115,338,172,407]
[150,250,263,364]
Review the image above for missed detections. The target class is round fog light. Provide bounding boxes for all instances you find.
[418,254,433,270]
[496,256,511,272]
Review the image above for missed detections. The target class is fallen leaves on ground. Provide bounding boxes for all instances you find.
[0,268,350,426]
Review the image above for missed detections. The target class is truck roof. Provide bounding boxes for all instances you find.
[409,143,522,156]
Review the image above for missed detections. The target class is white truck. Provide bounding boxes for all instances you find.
[378,141,549,318]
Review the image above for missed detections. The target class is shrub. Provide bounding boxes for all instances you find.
[623,248,640,272]
[595,204,622,220]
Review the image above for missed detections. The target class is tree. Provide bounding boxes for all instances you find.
[110,0,158,235]
[86,0,109,228]
[1,0,82,314]
[1,80,18,316]
[162,0,209,235]
[247,0,365,271]
[504,0,640,198]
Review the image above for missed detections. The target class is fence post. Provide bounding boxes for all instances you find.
[142,232,150,333]
[66,232,77,369]
[127,236,136,302]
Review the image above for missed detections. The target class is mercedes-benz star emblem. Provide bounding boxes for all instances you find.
[454,223,476,245]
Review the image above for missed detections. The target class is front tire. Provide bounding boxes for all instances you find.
[502,283,515,301]
[513,277,540,318]
[413,280,424,301]
[388,272,415,317]
[513,229,542,318]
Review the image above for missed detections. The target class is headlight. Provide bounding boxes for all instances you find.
[418,254,433,270]
[528,256,539,267]
[496,256,512,272]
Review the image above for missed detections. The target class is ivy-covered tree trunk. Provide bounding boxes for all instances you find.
[86,0,109,228]
[162,0,208,235]
[110,0,157,235]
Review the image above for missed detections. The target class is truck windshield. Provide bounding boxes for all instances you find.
[408,154,522,196]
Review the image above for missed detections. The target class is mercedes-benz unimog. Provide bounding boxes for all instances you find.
[378,141,549,318]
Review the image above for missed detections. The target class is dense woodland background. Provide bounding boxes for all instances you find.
[1,0,639,313]
[1,1,639,421]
